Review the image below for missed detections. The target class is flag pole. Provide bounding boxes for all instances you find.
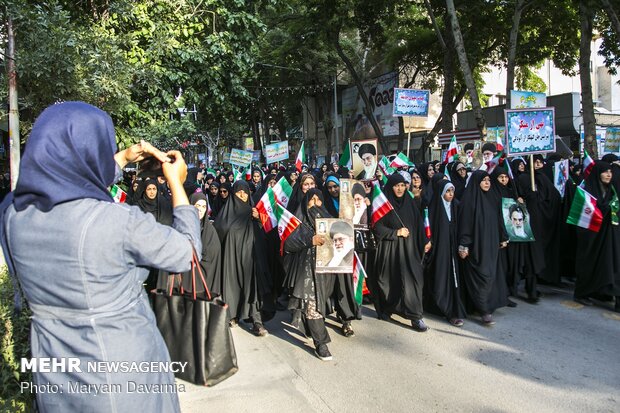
[529,154,536,192]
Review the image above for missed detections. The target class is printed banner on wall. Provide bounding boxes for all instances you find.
[392,88,430,117]
[510,90,547,109]
[505,108,556,156]
[265,141,289,164]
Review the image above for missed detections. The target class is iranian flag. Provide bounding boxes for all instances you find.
[295,142,305,173]
[339,139,352,169]
[275,202,301,242]
[378,156,395,184]
[583,151,595,179]
[352,252,367,305]
[110,185,127,203]
[390,152,413,169]
[256,187,278,232]
[272,177,293,208]
[443,135,459,164]
[423,207,431,239]
[245,167,252,181]
[496,131,505,151]
[371,181,394,225]
[566,186,603,232]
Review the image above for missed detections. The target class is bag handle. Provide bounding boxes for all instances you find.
[191,248,212,301]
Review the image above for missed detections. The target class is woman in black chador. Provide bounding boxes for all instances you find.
[574,161,620,312]
[214,181,272,336]
[516,155,562,285]
[490,166,542,304]
[424,180,466,326]
[283,189,338,361]
[373,173,431,332]
[458,170,509,325]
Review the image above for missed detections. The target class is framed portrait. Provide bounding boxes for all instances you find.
[351,139,379,180]
[339,179,369,230]
[501,198,535,242]
[315,218,355,273]
[458,140,483,170]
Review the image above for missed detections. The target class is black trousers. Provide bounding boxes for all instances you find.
[305,318,331,346]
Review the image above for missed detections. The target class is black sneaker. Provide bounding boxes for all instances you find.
[315,344,333,361]
[411,319,429,332]
[341,321,355,337]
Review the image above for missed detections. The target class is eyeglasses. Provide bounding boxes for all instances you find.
[220,190,228,194]
[333,236,349,242]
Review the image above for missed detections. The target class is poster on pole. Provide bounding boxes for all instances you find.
[510,90,547,109]
[252,150,261,162]
[229,148,253,167]
[351,139,379,180]
[392,88,430,117]
[504,108,556,156]
[604,127,620,153]
[265,141,289,164]
[315,218,355,273]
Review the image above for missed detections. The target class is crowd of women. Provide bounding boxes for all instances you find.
[123,146,620,362]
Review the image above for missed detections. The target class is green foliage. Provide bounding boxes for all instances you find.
[1,0,269,149]
[0,267,33,412]
[516,64,547,93]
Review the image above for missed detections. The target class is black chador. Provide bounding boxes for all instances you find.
[372,174,429,327]
[214,181,272,332]
[574,161,620,309]
[490,166,543,302]
[516,157,562,284]
[423,180,466,322]
[458,170,509,321]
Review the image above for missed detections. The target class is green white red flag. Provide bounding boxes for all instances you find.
[276,202,301,242]
[339,139,352,169]
[296,142,305,173]
[443,135,458,164]
[390,152,413,169]
[582,150,595,180]
[352,252,366,305]
[272,177,293,208]
[483,151,503,174]
[566,186,603,232]
[110,185,127,203]
[371,181,394,225]
[424,207,431,239]
[378,156,395,185]
[256,187,279,232]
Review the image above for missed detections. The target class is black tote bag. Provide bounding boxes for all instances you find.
[152,250,238,386]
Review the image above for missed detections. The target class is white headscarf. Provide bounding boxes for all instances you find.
[441,182,455,221]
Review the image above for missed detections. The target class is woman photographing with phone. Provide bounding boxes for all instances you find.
[0,102,201,413]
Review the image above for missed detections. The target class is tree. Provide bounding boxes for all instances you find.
[579,0,598,158]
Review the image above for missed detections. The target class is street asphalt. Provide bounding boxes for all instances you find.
[178,283,619,413]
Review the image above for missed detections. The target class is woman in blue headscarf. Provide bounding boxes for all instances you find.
[0,102,201,413]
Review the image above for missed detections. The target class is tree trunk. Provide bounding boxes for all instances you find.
[445,0,486,137]
[441,13,456,134]
[601,0,620,40]
[332,38,388,154]
[7,16,21,191]
[579,0,598,158]
[506,0,526,109]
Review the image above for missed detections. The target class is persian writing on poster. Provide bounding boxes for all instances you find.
[510,90,547,109]
[604,127,620,153]
[229,148,254,167]
[392,88,430,117]
[265,141,289,164]
[505,108,556,156]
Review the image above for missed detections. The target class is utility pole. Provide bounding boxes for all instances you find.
[7,16,20,190]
